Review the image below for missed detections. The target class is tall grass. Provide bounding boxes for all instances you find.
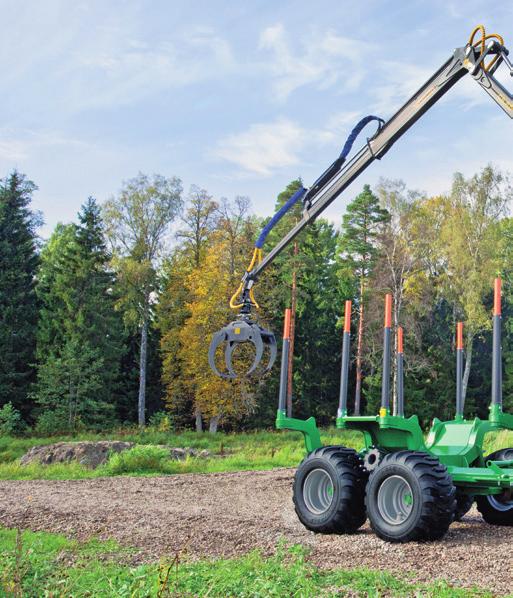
[0,527,497,597]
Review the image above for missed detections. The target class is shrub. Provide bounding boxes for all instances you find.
[148,411,172,432]
[0,403,23,436]
[34,411,70,436]
[103,445,171,475]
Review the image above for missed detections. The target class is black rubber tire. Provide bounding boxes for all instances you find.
[476,447,513,526]
[293,446,368,534]
[454,492,474,521]
[365,451,456,543]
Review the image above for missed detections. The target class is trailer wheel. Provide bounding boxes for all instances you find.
[454,492,474,521]
[293,446,368,534]
[366,451,456,542]
[476,448,513,526]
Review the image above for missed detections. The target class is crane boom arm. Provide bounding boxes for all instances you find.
[245,40,512,288]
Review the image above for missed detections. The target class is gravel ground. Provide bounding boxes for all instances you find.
[0,469,512,595]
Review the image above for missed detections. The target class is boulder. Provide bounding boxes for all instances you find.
[20,441,134,468]
[19,442,211,468]
[166,447,210,460]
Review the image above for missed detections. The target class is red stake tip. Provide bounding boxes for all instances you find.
[397,327,404,353]
[456,322,464,350]
[283,308,291,340]
[344,300,352,333]
[494,277,502,316]
[384,294,392,328]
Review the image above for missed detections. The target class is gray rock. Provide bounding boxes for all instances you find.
[20,441,134,468]
[20,442,211,468]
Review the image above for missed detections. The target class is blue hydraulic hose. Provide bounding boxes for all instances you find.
[255,186,306,249]
[340,115,384,160]
[254,115,384,250]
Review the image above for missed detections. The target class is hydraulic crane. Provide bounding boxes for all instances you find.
[209,25,513,379]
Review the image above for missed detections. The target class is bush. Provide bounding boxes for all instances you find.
[148,411,172,432]
[0,403,23,436]
[34,411,70,436]
[103,445,171,475]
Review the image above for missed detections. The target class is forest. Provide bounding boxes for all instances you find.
[0,164,512,436]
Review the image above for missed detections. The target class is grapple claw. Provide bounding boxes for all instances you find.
[208,329,230,378]
[208,318,277,378]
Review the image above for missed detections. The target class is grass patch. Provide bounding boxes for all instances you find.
[0,429,362,480]
[0,527,499,597]
[0,427,512,481]
[0,428,513,480]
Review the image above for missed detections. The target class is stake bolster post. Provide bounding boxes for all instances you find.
[337,300,352,418]
[396,326,404,417]
[380,294,393,416]
[492,277,503,409]
[456,322,464,420]
[278,309,292,413]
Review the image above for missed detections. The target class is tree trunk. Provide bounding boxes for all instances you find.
[138,315,148,427]
[195,408,203,433]
[286,241,299,417]
[354,278,365,416]
[209,416,219,433]
[461,334,474,410]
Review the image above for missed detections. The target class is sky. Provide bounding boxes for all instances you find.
[1,0,512,238]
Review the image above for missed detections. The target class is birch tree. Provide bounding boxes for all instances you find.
[103,173,183,426]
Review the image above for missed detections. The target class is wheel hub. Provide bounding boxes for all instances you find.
[377,475,414,525]
[303,468,334,514]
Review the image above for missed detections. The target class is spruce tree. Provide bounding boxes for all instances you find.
[339,184,389,415]
[0,171,39,417]
[34,198,124,431]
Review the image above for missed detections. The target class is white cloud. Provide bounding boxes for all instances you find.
[258,23,369,101]
[68,26,235,110]
[212,110,381,177]
[0,128,90,163]
[213,119,306,176]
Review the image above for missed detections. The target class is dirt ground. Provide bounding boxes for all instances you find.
[1,469,512,595]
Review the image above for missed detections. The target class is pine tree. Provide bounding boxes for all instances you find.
[339,184,389,415]
[0,171,39,417]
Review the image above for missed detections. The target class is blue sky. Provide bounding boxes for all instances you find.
[1,0,512,237]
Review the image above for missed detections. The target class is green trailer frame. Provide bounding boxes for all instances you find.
[275,281,513,497]
[276,408,513,495]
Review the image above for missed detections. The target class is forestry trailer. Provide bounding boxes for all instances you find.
[209,25,513,542]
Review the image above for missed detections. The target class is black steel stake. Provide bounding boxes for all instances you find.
[491,278,502,409]
[278,309,291,413]
[396,326,404,417]
[337,300,352,418]
[456,322,464,420]
[381,294,392,414]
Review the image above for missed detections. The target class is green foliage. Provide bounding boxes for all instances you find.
[104,445,171,474]
[0,402,23,436]
[340,184,389,280]
[0,527,497,597]
[148,410,172,431]
[33,199,123,432]
[0,171,39,417]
